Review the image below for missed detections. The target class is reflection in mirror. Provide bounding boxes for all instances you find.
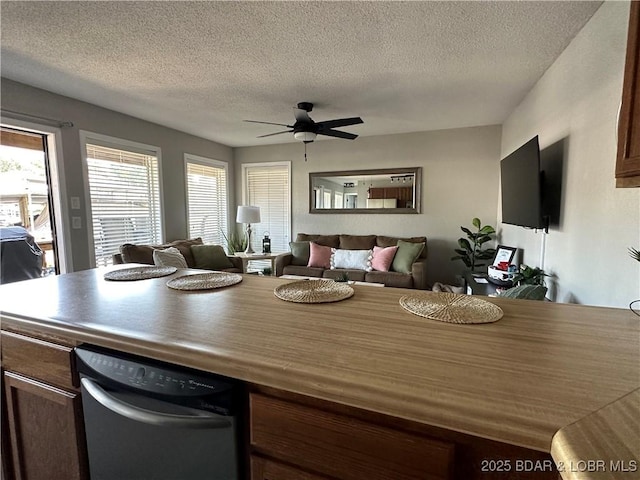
[309,168,421,214]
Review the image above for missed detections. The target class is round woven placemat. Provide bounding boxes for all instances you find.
[399,292,503,324]
[166,272,242,291]
[104,266,177,281]
[274,280,354,304]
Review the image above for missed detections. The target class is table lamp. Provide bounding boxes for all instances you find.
[236,206,261,254]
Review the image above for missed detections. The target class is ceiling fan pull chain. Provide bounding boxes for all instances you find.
[304,142,308,161]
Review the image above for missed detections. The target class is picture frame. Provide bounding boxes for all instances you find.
[492,245,517,267]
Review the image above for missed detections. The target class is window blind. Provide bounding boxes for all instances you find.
[86,143,161,266]
[244,163,290,254]
[186,160,228,245]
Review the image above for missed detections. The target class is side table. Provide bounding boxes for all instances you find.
[463,272,502,296]
[231,253,282,276]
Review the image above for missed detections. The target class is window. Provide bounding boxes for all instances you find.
[82,134,162,267]
[185,155,228,245]
[334,192,344,209]
[242,162,291,254]
[323,190,332,209]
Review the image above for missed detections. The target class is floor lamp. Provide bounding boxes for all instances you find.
[236,206,261,254]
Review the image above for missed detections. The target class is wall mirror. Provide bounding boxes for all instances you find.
[309,167,422,214]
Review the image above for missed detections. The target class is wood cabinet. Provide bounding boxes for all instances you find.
[1,331,88,480]
[368,186,414,207]
[617,0,640,187]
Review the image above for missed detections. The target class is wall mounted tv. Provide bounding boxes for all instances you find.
[500,136,548,231]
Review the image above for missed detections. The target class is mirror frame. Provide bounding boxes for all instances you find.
[309,167,422,214]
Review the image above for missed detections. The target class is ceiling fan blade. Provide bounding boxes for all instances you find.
[294,108,312,123]
[244,120,293,128]
[316,117,363,130]
[256,130,292,138]
[318,129,358,140]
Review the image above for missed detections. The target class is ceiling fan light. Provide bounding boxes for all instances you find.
[294,131,317,142]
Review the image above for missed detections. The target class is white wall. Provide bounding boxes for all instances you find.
[235,125,502,286]
[500,1,639,307]
[1,79,233,271]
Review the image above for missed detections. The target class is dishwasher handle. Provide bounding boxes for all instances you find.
[81,377,232,429]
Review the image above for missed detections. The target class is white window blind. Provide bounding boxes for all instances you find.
[186,158,228,245]
[243,163,290,254]
[86,143,161,266]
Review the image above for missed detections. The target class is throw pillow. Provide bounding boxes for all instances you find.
[190,245,234,270]
[330,249,373,271]
[289,241,310,266]
[498,284,548,301]
[392,240,425,274]
[153,247,188,268]
[371,245,398,272]
[307,242,332,269]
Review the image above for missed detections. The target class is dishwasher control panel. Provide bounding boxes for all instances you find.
[76,346,235,400]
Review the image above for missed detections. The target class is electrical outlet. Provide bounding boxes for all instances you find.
[71,196,80,210]
[72,217,82,229]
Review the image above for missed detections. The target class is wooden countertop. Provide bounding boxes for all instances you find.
[551,389,639,479]
[1,268,638,455]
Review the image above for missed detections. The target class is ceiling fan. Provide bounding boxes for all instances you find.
[244,102,363,143]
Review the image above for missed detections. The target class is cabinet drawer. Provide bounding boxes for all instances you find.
[1,331,76,389]
[250,393,454,480]
[251,455,333,480]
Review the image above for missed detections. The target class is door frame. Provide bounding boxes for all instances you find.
[0,118,72,273]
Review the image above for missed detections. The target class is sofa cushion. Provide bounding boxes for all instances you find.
[322,269,366,282]
[282,265,325,277]
[377,236,427,259]
[289,241,310,266]
[120,238,203,267]
[153,247,188,268]
[190,245,234,270]
[330,249,373,271]
[365,271,413,288]
[371,245,398,272]
[308,242,332,268]
[339,234,376,250]
[296,233,340,248]
[392,240,425,274]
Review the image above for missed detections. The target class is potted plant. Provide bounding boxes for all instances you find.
[512,264,549,286]
[629,247,639,316]
[220,229,247,254]
[451,218,496,272]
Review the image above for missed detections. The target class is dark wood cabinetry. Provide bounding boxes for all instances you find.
[368,186,414,207]
[1,331,88,480]
[617,0,640,187]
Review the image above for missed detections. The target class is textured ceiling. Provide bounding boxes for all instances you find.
[1,1,602,147]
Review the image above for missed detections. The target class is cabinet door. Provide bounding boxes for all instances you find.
[3,371,89,480]
[617,1,640,187]
[251,455,334,480]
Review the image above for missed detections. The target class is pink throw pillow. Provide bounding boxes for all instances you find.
[371,245,398,272]
[307,242,332,268]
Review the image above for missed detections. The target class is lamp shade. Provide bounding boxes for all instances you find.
[236,205,260,224]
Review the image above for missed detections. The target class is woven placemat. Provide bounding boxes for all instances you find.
[166,272,242,291]
[399,292,503,324]
[104,266,177,281]
[274,280,354,304]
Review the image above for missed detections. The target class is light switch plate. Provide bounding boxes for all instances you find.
[72,217,82,229]
[71,196,80,210]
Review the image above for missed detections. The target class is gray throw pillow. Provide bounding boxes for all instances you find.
[190,245,234,270]
[289,241,310,266]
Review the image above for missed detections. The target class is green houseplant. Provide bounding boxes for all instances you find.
[512,264,549,286]
[220,229,247,254]
[451,218,496,272]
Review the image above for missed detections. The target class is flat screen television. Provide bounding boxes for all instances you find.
[500,136,548,231]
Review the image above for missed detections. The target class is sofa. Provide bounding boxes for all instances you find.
[276,234,428,289]
[112,237,243,273]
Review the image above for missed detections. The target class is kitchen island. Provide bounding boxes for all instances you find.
[1,268,638,479]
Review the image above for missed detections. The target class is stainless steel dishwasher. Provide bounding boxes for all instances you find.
[76,345,241,480]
